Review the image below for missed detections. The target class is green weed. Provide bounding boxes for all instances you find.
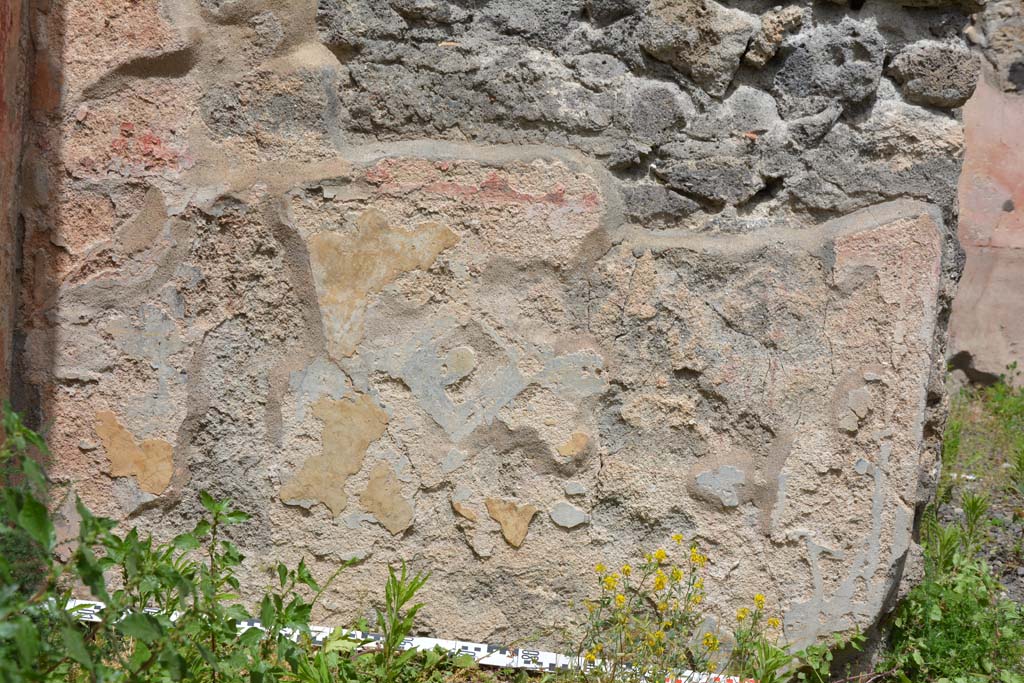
[884,492,1024,681]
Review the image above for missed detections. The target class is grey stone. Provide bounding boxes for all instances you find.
[744,5,804,68]
[549,502,590,528]
[629,84,687,144]
[789,99,963,225]
[784,105,842,148]
[655,138,765,206]
[888,40,980,109]
[316,0,408,53]
[772,16,885,117]
[639,0,759,96]
[838,413,860,434]
[585,0,642,26]
[686,85,780,141]
[451,485,473,504]
[622,183,700,227]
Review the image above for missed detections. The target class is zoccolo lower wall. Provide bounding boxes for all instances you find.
[21,0,967,649]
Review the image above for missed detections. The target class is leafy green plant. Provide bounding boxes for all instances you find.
[0,405,466,683]
[372,563,431,683]
[0,403,348,683]
[884,493,1024,681]
[961,491,990,553]
[1011,444,1024,497]
[0,403,51,594]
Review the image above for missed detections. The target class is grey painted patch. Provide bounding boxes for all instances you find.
[442,448,470,474]
[343,512,379,529]
[289,356,350,422]
[695,466,746,508]
[563,481,587,496]
[550,502,590,528]
[358,318,605,441]
[452,485,473,503]
[848,387,873,419]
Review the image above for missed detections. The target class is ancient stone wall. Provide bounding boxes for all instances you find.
[0,0,29,402]
[19,0,974,648]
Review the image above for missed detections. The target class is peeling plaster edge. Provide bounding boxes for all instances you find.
[620,199,946,261]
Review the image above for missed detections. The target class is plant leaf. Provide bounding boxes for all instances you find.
[117,613,165,644]
[18,495,54,550]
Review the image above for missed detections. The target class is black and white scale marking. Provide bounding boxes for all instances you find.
[66,600,751,683]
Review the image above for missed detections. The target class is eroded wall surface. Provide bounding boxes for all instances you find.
[20,0,973,646]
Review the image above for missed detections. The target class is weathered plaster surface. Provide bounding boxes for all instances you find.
[18,0,972,649]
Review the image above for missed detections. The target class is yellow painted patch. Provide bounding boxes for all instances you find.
[556,431,591,457]
[308,209,458,358]
[451,499,478,523]
[280,393,388,516]
[485,498,538,548]
[360,462,414,535]
[94,411,173,495]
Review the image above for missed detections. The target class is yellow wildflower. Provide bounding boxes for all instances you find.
[754,593,766,610]
[615,593,626,607]
[768,617,781,629]
[621,564,632,577]
[586,600,597,614]
[584,651,597,663]
[693,577,704,590]
[653,548,668,563]
[603,574,619,591]
[595,563,606,574]
[671,567,684,583]
[691,593,703,605]
[736,607,750,621]
[672,533,684,544]
[689,546,707,567]
[653,570,668,591]
[646,630,665,647]
[657,601,668,612]
[702,633,719,652]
